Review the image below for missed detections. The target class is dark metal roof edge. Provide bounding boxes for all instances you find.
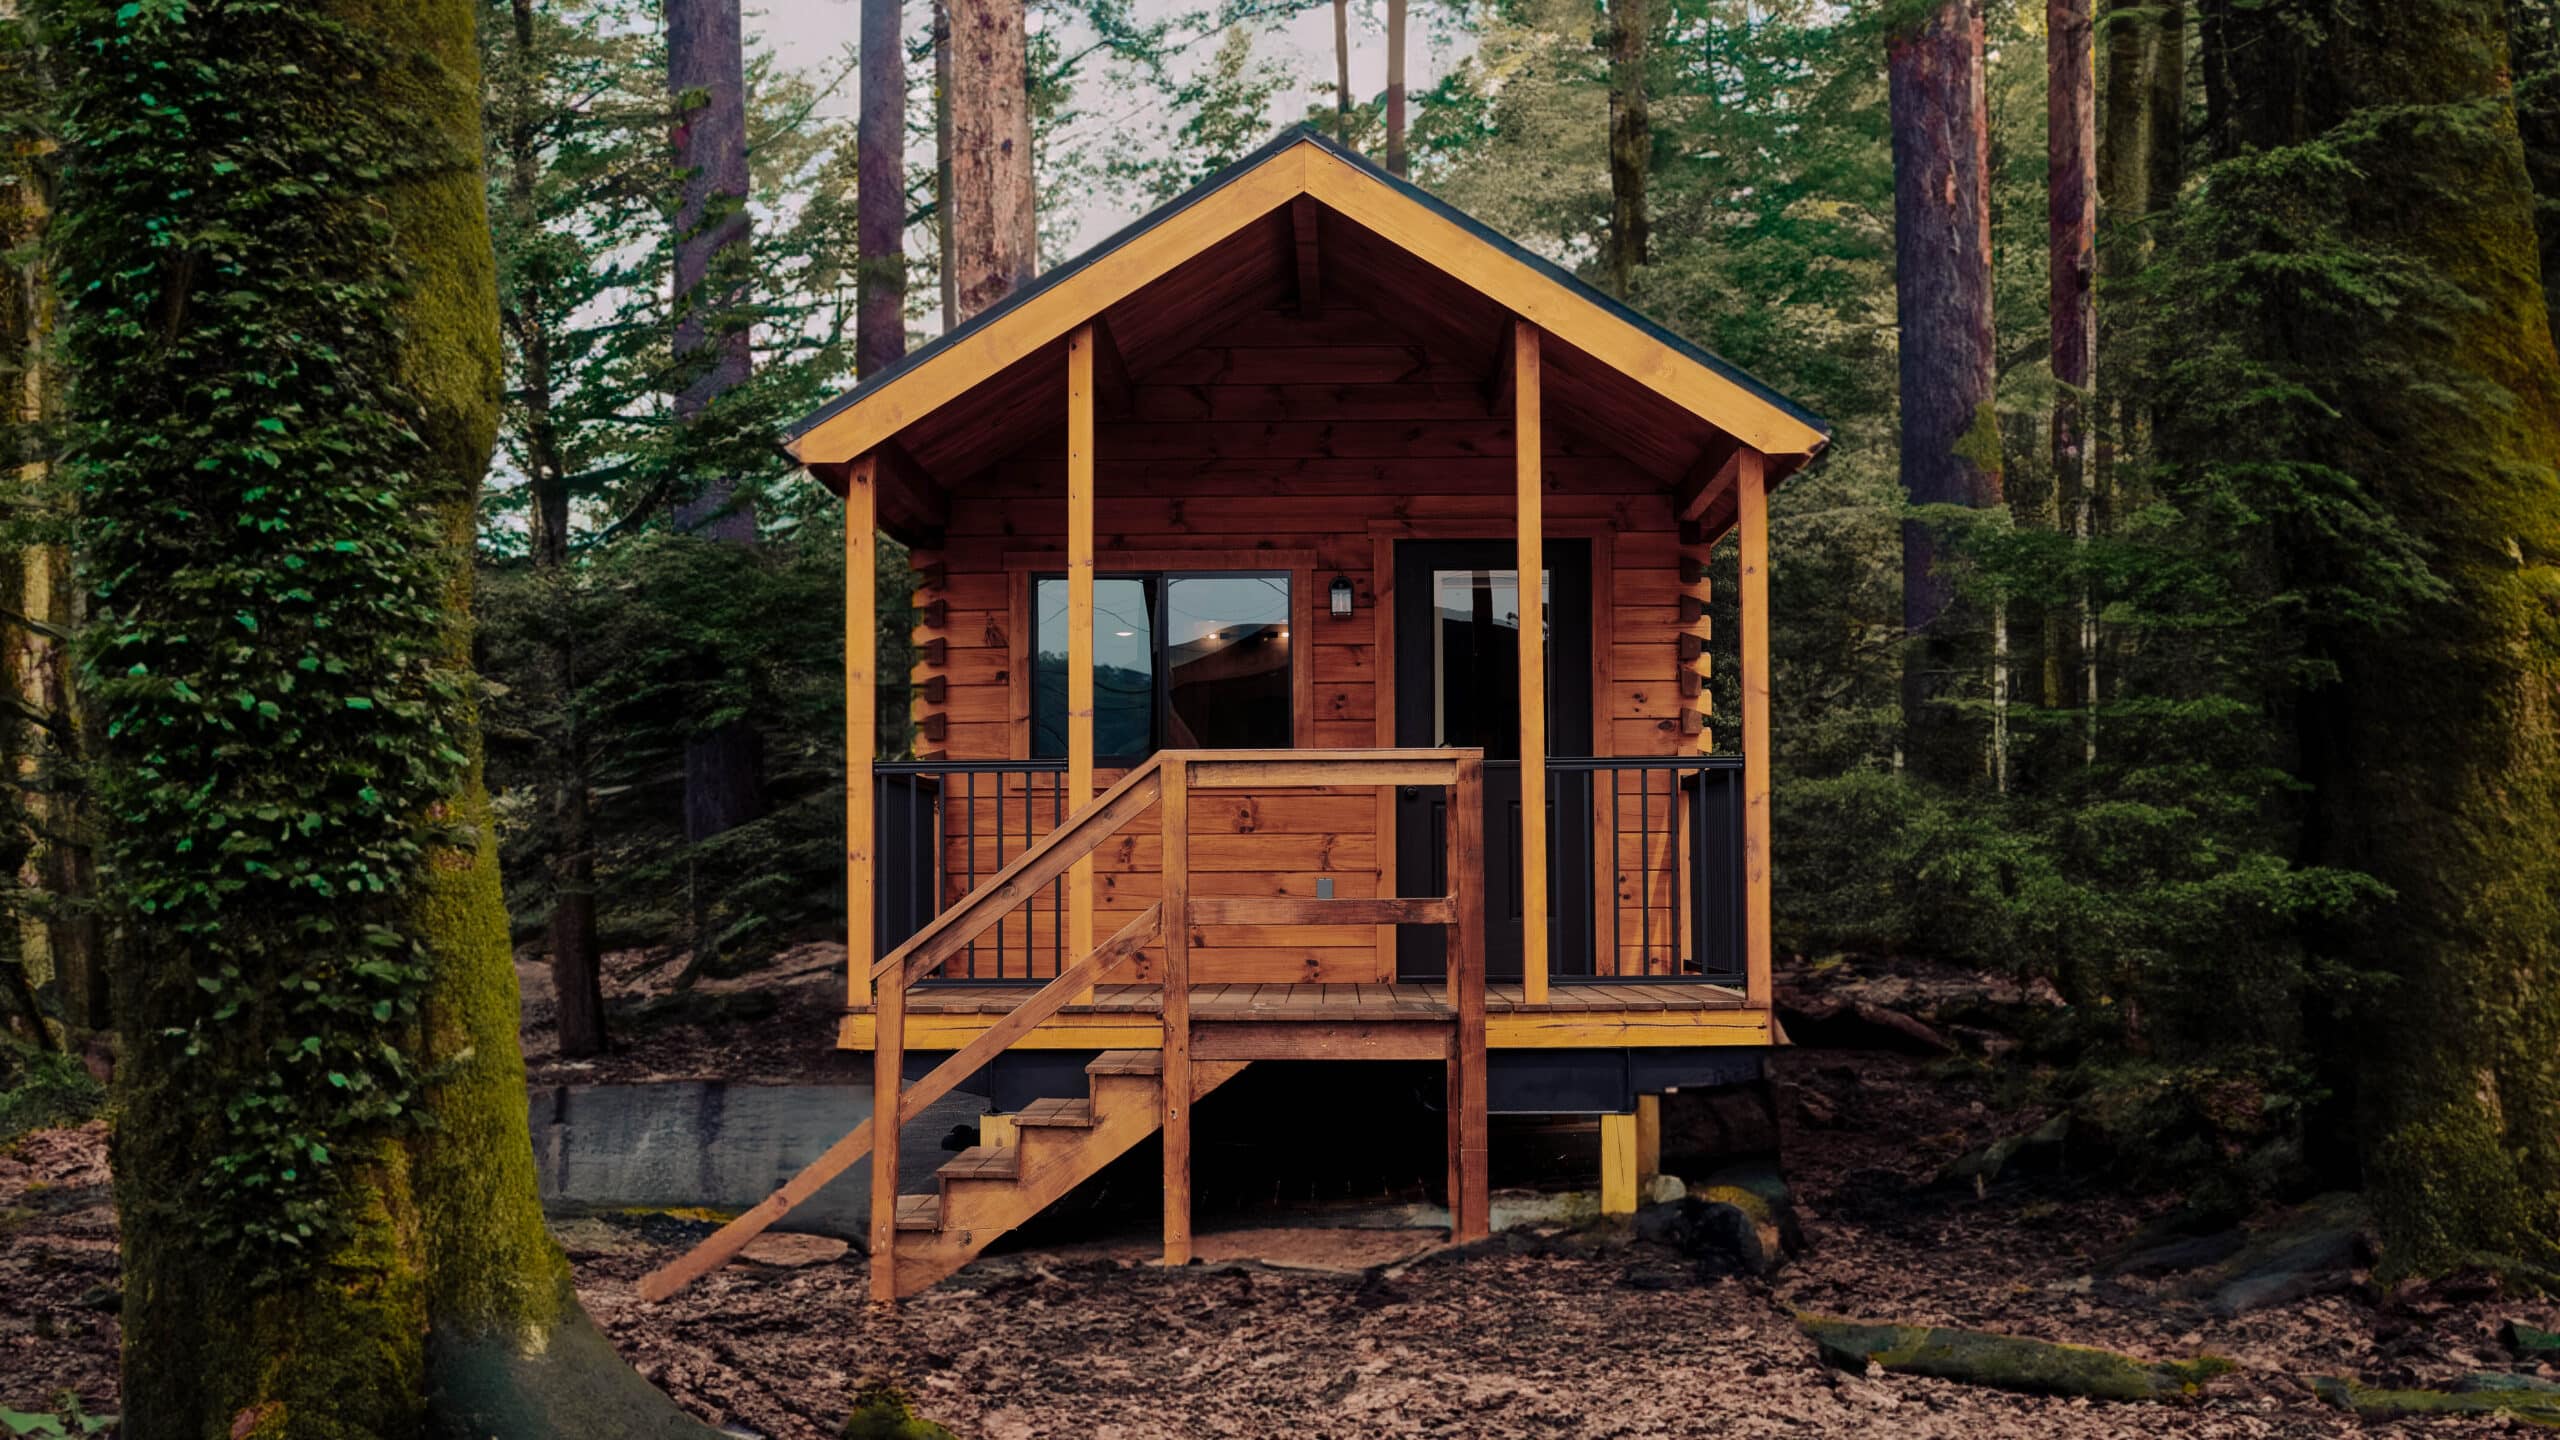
[784,124,1832,451]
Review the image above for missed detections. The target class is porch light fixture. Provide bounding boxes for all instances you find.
[1329,575,1355,620]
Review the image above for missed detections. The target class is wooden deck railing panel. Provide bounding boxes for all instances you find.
[644,746,1494,1304]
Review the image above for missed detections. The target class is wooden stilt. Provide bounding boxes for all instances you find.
[1634,1093,1661,1184]
[869,962,904,1304]
[1600,1112,1638,1216]
[1448,753,1490,1241]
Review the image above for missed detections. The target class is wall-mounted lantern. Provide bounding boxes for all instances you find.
[1329,575,1355,620]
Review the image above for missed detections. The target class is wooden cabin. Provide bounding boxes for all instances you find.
[640,129,1829,1306]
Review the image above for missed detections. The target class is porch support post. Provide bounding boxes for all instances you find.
[1737,447,1773,1006]
[844,454,878,1010]
[1160,754,1193,1265]
[1068,324,1098,992]
[1511,319,1550,1006]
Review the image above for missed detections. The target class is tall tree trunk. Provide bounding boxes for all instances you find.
[1386,0,1408,175]
[2050,0,2096,760]
[1604,0,1649,298]
[1333,0,1351,145]
[0,1,95,1040]
[499,0,607,1060]
[2511,0,2560,340]
[2216,0,2560,1276]
[54,0,730,1430]
[2145,0,2185,208]
[858,0,908,378]
[934,0,957,330]
[668,0,766,863]
[947,0,1033,319]
[1888,0,2003,784]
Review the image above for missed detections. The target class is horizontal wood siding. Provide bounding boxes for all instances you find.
[903,303,1721,985]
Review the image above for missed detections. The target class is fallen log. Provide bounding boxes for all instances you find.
[1798,1315,2234,1402]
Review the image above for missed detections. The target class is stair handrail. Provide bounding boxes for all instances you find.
[867,751,1166,988]
[638,756,1172,1304]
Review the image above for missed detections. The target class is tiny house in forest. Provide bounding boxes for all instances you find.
[643,128,1830,1305]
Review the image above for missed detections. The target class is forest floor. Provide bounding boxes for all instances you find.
[7,955,2559,1435]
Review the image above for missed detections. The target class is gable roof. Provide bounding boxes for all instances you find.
[785,128,1830,477]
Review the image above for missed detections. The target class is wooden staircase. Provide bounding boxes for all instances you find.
[637,748,1490,1307]
[888,1050,1250,1293]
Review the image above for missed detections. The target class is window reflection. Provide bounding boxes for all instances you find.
[1164,576,1291,749]
[1033,572,1291,759]
[1432,569,1550,759]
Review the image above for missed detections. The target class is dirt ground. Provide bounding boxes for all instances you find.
[9,956,2559,1435]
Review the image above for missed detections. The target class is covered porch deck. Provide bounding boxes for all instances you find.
[841,978,1771,1053]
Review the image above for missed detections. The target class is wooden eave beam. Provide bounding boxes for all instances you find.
[809,441,948,546]
[1485,315,1519,416]
[1291,195,1323,317]
[1089,314,1134,419]
[1676,437,1744,524]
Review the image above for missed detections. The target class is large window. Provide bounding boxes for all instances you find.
[1034,572,1292,761]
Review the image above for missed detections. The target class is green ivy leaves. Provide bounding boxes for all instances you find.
[47,0,473,1282]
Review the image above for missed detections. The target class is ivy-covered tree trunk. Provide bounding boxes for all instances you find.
[2212,0,2560,1276]
[49,1,726,1432]
[1888,0,2003,784]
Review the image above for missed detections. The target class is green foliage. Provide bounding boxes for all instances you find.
[0,1034,101,1141]
[839,1381,957,1440]
[0,1396,114,1437]
[44,0,473,1278]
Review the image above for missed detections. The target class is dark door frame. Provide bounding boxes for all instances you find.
[1389,537,1595,982]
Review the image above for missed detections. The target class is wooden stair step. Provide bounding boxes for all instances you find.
[1014,1097,1095,1128]
[1086,1049,1163,1077]
[937,1145,1020,1181]
[894,1193,942,1232]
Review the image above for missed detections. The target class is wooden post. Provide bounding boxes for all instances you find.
[1067,324,1097,996]
[1447,753,1490,1241]
[1159,753,1193,1266]
[1512,320,1549,1007]
[1737,448,1773,1007]
[845,456,878,1011]
[1634,1093,1661,1183]
[1599,1111,1638,1216]
[868,957,904,1305]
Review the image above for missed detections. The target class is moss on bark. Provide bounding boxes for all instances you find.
[55,2,736,1434]
[2215,0,2560,1278]
[1800,1314,2234,1401]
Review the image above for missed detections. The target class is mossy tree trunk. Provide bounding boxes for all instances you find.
[1602,0,1649,300]
[49,0,728,1432]
[2210,0,2560,1275]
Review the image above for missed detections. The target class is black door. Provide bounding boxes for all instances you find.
[1393,540,1593,981]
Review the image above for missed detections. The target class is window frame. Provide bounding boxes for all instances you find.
[1031,568,1296,765]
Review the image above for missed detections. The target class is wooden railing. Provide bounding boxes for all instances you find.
[637,748,1489,1305]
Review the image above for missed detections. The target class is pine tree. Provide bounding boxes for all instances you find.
[2192,0,2560,1274]
[947,0,1034,318]
[1888,0,2003,784]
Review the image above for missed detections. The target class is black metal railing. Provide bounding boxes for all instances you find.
[875,759,1071,982]
[1493,755,1746,986]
